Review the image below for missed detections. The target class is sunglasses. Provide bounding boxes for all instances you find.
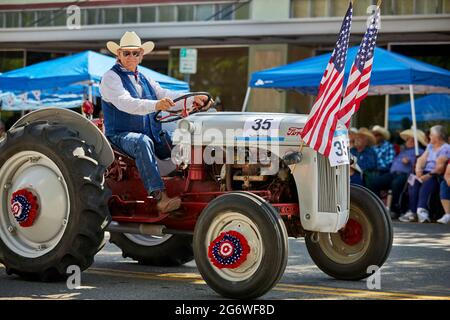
[121,50,141,57]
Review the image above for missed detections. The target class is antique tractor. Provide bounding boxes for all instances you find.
[0,93,392,299]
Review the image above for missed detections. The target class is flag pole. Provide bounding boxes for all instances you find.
[241,87,251,112]
[409,84,419,156]
[291,137,305,174]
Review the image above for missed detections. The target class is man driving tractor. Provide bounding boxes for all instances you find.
[100,31,211,213]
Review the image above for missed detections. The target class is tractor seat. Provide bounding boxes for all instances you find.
[109,141,177,177]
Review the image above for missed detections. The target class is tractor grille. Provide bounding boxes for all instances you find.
[317,154,349,213]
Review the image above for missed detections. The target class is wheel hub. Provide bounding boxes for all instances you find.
[205,211,263,282]
[208,230,250,269]
[0,151,70,258]
[340,218,363,245]
[10,188,39,227]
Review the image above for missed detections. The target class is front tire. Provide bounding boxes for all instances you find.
[0,121,110,281]
[193,192,288,299]
[305,184,393,280]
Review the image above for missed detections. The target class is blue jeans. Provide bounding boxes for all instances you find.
[108,131,173,195]
[368,172,408,213]
[441,180,450,201]
[408,173,440,213]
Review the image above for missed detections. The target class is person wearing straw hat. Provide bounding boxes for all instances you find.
[368,128,426,219]
[371,125,395,176]
[350,128,377,186]
[400,125,450,223]
[100,31,211,213]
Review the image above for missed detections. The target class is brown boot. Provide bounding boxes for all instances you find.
[156,191,181,213]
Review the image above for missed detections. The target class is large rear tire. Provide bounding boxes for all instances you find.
[110,233,194,266]
[193,192,288,299]
[305,184,393,280]
[0,121,110,281]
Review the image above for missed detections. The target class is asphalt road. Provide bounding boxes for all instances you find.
[0,221,449,300]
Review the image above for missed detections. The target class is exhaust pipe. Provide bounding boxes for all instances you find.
[106,221,193,236]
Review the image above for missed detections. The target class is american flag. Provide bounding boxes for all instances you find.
[337,7,381,128]
[300,2,353,157]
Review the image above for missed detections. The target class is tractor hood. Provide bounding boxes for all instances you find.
[181,111,309,146]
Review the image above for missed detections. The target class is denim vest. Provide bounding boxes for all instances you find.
[102,64,163,143]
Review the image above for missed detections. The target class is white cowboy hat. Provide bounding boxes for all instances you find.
[400,128,428,147]
[372,125,391,140]
[107,31,155,56]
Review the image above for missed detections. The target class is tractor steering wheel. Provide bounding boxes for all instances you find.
[153,92,212,123]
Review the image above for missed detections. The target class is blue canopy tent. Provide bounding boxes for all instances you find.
[388,94,450,128]
[0,50,189,111]
[245,46,450,153]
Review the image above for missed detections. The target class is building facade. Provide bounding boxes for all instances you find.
[1,0,449,127]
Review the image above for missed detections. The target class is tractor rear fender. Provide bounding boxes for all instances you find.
[11,108,114,167]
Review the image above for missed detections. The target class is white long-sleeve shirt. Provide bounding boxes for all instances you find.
[99,67,191,115]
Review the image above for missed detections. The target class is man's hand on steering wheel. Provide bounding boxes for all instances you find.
[155,97,176,111]
[153,92,213,123]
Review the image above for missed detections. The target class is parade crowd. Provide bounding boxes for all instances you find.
[349,124,450,224]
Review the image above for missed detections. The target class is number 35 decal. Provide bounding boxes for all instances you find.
[252,118,273,131]
[333,139,348,157]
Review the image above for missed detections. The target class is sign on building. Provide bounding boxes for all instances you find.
[179,48,197,74]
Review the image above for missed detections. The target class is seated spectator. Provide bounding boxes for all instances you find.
[0,120,5,140]
[368,128,426,218]
[437,160,450,224]
[399,125,450,223]
[350,128,377,186]
[372,125,396,175]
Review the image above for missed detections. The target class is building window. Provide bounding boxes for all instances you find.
[122,7,138,23]
[214,3,233,20]
[353,0,373,16]
[380,0,395,15]
[291,0,310,17]
[311,0,327,17]
[395,0,414,15]
[141,6,156,22]
[103,8,119,24]
[0,2,247,29]
[196,4,214,21]
[158,5,176,22]
[21,11,35,27]
[53,9,66,26]
[291,0,449,18]
[329,0,350,17]
[86,8,101,25]
[445,0,450,13]
[234,2,250,20]
[6,11,20,28]
[36,11,53,27]
[177,5,194,21]
[415,0,442,14]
